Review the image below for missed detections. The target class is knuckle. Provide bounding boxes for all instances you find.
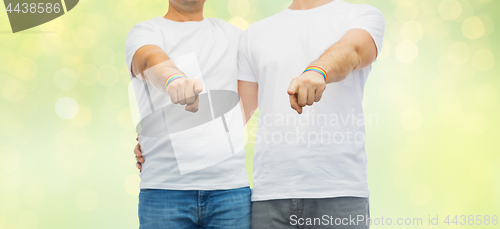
[171,80,180,87]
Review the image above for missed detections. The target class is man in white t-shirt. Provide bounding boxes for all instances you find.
[125,0,250,228]
[238,0,385,228]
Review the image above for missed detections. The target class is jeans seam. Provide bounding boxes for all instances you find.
[366,198,370,229]
[197,190,201,226]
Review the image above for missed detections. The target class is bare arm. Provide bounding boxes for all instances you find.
[131,45,205,172]
[238,81,258,123]
[132,45,173,79]
[312,28,377,83]
[131,44,203,112]
[287,29,378,114]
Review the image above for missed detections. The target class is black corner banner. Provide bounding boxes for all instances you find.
[4,0,79,33]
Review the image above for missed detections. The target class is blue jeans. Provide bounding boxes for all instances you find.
[139,187,251,229]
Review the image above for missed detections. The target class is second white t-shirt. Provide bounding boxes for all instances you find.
[239,0,385,201]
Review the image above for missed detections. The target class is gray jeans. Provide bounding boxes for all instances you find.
[251,197,369,229]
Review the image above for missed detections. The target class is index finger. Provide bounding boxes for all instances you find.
[193,80,203,95]
[289,94,302,114]
[287,79,299,96]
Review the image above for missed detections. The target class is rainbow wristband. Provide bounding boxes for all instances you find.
[304,66,327,82]
[165,74,185,88]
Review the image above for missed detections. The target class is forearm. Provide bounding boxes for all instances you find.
[238,81,258,123]
[310,29,377,84]
[311,39,360,84]
[287,29,377,114]
[131,45,184,92]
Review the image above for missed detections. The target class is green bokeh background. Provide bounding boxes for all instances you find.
[0,0,499,228]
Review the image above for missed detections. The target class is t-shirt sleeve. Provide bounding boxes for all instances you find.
[347,5,386,57]
[238,31,258,83]
[125,21,163,78]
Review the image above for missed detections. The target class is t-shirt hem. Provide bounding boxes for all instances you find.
[251,190,370,202]
[140,182,250,191]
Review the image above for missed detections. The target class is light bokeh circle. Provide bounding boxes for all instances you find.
[395,1,419,22]
[38,34,62,55]
[228,0,250,18]
[378,39,391,60]
[475,85,498,107]
[439,92,462,117]
[462,17,485,39]
[471,49,495,71]
[3,79,27,102]
[400,21,424,42]
[447,42,471,65]
[55,97,79,119]
[73,26,96,49]
[15,57,38,81]
[228,17,249,30]
[0,145,21,173]
[463,112,488,134]
[54,68,78,91]
[71,105,93,127]
[97,65,119,87]
[400,108,423,131]
[395,41,419,63]
[439,0,462,21]
[124,174,140,196]
[425,17,451,41]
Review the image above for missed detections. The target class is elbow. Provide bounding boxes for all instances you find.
[351,45,363,70]
[352,42,377,70]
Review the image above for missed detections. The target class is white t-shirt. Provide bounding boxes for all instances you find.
[125,17,249,190]
[238,0,385,201]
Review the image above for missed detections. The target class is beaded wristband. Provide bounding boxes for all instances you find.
[304,66,327,82]
[165,74,185,88]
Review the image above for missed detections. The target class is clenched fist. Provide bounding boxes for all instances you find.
[287,71,327,114]
[166,77,203,112]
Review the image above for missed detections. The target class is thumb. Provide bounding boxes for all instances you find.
[193,80,203,95]
[287,80,298,95]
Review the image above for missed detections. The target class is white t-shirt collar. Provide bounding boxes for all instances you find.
[156,16,207,27]
[284,0,342,14]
